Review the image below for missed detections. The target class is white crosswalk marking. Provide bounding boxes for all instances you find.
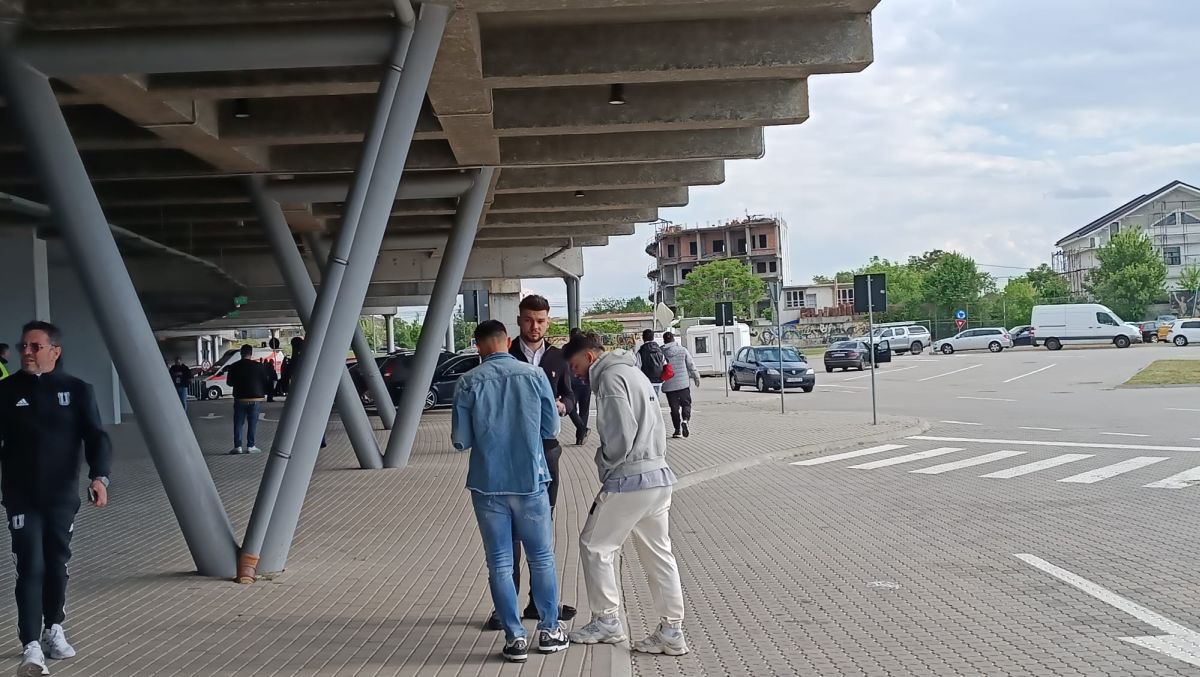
[979,454,1094,479]
[791,444,908,466]
[911,450,1026,475]
[1144,466,1200,489]
[1058,457,1169,484]
[849,447,964,469]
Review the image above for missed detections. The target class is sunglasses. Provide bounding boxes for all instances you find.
[18,342,58,354]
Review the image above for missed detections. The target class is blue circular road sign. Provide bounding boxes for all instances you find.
[955,309,967,320]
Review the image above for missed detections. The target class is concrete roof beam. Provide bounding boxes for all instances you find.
[490,187,687,213]
[217,94,443,145]
[495,161,723,193]
[499,127,764,166]
[426,8,500,165]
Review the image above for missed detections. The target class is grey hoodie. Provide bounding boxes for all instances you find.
[588,349,669,484]
[660,342,699,393]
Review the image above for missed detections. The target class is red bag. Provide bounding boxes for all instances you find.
[661,363,675,381]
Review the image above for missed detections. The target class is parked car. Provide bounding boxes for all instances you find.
[347,353,397,405]
[1167,319,1200,347]
[1009,325,1035,347]
[1130,321,1160,343]
[823,340,891,372]
[729,345,816,393]
[384,351,477,409]
[1159,322,1174,343]
[864,325,931,355]
[1123,323,1145,343]
[1031,303,1140,350]
[935,327,1012,354]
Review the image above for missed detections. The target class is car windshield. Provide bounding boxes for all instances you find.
[870,328,886,336]
[756,347,803,362]
[831,341,859,349]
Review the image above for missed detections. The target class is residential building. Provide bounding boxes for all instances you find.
[1054,180,1200,294]
[777,282,857,324]
[646,215,789,317]
[581,311,655,333]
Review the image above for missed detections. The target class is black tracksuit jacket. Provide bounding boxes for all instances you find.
[0,369,112,511]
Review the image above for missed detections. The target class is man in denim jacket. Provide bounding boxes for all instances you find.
[452,320,569,662]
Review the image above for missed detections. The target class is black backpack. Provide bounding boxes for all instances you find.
[639,342,666,381]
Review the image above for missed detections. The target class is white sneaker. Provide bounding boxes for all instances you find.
[40,625,74,660]
[228,447,244,455]
[18,642,48,676]
[247,446,263,454]
[567,616,626,645]
[633,623,689,656]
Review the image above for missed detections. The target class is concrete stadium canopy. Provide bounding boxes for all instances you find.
[0,0,878,326]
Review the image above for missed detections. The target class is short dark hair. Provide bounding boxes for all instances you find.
[663,332,675,343]
[562,331,604,361]
[642,329,655,342]
[21,320,62,346]
[569,327,583,338]
[474,319,508,343]
[240,344,254,357]
[518,294,550,313]
[0,343,8,353]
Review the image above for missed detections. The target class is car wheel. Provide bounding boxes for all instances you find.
[730,374,741,391]
[206,386,222,400]
[1045,338,1062,351]
[422,389,437,411]
[1114,335,1131,349]
[756,375,769,393]
[910,341,923,355]
[801,386,814,393]
[988,341,1003,353]
[1175,335,1188,347]
[857,361,865,371]
[940,343,954,355]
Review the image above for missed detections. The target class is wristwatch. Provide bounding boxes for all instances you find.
[93,476,110,487]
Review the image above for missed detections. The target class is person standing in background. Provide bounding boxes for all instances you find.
[225,345,270,455]
[0,344,10,380]
[567,328,591,446]
[168,356,192,411]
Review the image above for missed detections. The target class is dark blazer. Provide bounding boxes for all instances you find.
[510,339,575,450]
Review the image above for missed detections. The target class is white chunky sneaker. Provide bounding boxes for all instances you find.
[633,623,689,656]
[18,642,49,676]
[567,616,626,645]
[41,626,74,660]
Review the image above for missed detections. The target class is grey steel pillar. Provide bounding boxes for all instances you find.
[247,177,382,470]
[0,50,238,577]
[566,276,581,330]
[250,4,451,575]
[304,234,396,430]
[445,320,455,352]
[211,335,221,362]
[386,314,397,353]
[384,168,494,468]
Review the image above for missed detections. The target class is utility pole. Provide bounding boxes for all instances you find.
[721,277,729,398]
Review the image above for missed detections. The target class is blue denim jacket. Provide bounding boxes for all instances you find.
[452,352,559,495]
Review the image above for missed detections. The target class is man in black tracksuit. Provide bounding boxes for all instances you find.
[486,294,576,628]
[0,321,111,675]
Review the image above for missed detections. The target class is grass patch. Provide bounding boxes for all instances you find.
[1126,360,1200,386]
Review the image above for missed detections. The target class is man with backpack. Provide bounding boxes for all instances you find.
[634,329,671,398]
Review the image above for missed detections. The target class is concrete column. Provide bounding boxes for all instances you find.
[210,334,221,363]
[195,336,203,365]
[565,276,581,330]
[695,231,702,259]
[489,279,523,339]
[385,314,396,353]
[0,230,51,345]
[445,320,455,352]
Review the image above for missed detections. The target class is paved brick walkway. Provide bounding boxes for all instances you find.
[0,396,922,676]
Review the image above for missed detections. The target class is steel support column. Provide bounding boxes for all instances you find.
[566,276,581,330]
[250,4,451,575]
[384,168,494,468]
[386,314,397,353]
[445,320,455,352]
[0,50,238,577]
[247,177,383,470]
[304,234,396,430]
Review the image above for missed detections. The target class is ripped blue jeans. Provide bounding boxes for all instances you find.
[471,486,559,640]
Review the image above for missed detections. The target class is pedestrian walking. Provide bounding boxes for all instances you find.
[452,320,569,662]
[496,294,576,627]
[567,328,591,445]
[263,358,278,403]
[660,332,701,439]
[563,332,689,656]
[225,344,270,455]
[168,356,192,411]
[0,321,112,676]
[634,329,668,398]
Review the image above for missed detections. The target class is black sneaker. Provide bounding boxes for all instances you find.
[503,637,529,662]
[671,430,682,439]
[681,421,690,438]
[538,625,570,654]
[523,603,577,621]
[576,429,590,446]
[485,610,503,631]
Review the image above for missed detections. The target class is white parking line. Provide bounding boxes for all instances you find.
[910,450,1025,475]
[1144,466,1200,489]
[979,454,1093,479]
[791,444,908,466]
[1020,426,1062,432]
[842,365,921,381]
[908,435,1200,453]
[1169,408,1200,413]
[939,420,981,426]
[822,384,868,390]
[917,364,982,382]
[1058,457,1169,484]
[1002,363,1057,384]
[958,396,1017,402]
[848,447,963,469]
[1099,432,1150,438]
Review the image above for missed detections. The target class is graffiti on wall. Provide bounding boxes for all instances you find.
[758,320,869,346]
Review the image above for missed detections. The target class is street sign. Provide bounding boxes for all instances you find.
[715,301,734,326]
[653,302,675,331]
[226,310,240,319]
[853,273,886,313]
[234,295,248,306]
[955,318,966,330]
[955,309,967,320]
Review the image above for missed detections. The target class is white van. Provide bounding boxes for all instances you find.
[199,347,285,399]
[684,323,752,376]
[1031,303,1140,351]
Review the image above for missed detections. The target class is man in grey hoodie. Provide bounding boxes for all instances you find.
[659,332,700,439]
[562,332,689,656]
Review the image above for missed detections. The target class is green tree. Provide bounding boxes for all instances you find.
[1084,229,1167,322]
[1014,263,1072,303]
[1000,279,1037,327]
[921,252,991,315]
[1177,265,1200,293]
[585,296,652,315]
[675,259,766,319]
[907,249,951,272]
[857,256,926,322]
[549,318,625,336]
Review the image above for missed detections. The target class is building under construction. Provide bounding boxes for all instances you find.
[646,214,789,317]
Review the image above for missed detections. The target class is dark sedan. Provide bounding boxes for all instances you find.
[729,346,816,393]
[823,340,891,372]
[388,352,480,409]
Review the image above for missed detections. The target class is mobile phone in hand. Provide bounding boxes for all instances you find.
[87,487,97,504]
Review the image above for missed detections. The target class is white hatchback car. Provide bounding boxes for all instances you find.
[935,327,1013,354]
[1167,319,1200,346]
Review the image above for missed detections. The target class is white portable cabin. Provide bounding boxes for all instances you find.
[685,323,752,376]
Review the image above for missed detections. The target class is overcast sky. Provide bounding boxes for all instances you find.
[526,0,1200,314]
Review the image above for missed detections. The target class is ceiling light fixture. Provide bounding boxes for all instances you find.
[233,98,251,119]
[575,190,585,198]
[608,83,626,105]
